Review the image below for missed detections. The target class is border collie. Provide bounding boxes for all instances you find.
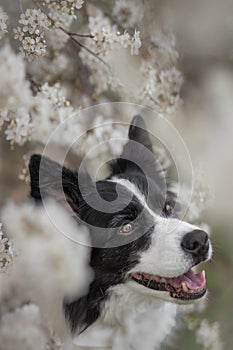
[29,115,212,349]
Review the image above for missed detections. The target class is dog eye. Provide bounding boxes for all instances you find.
[164,203,173,216]
[120,223,134,235]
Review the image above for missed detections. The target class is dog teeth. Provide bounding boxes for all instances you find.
[161,278,166,283]
[181,282,189,293]
[202,270,206,278]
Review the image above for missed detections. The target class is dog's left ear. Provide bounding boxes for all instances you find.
[110,115,156,176]
[29,154,91,214]
[128,115,153,152]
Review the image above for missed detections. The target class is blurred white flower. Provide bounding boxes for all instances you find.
[1,200,92,334]
[140,62,183,113]
[196,319,223,350]
[131,30,142,55]
[79,115,127,159]
[79,5,142,96]
[0,45,32,111]
[46,27,69,50]
[30,82,85,146]
[0,304,50,350]
[0,108,8,129]
[113,0,144,28]
[150,29,179,67]
[45,0,84,27]
[0,223,14,273]
[19,154,31,183]
[182,168,214,223]
[0,7,8,39]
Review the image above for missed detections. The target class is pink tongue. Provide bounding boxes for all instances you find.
[168,269,206,290]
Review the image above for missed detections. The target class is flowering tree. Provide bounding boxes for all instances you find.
[0,1,224,349]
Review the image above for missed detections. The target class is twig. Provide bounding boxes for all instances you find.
[147,93,162,108]
[32,0,112,72]
[18,0,24,13]
[60,26,112,72]
[26,74,42,93]
[66,32,94,39]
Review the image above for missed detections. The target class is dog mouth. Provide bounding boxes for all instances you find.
[131,268,206,301]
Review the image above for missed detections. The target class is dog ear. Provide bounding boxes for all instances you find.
[128,115,153,152]
[29,154,88,214]
[110,115,156,176]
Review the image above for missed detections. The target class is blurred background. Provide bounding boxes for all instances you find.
[1,1,233,349]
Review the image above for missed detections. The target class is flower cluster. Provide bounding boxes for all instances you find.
[79,115,127,160]
[196,319,223,350]
[0,6,8,39]
[88,6,141,56]
[141,63,184,113]
[45,0,84,27]
[5,112,34,146]
[0,224,14,273]
[14,9,51,61]
[0,45,32,112]
[1,200,91,337]
[113,0,144,28]
[79,5,141,95]
[180,167,214,223]
[0,45,34,145]
[31,82,84,146]
[0,304,63,350]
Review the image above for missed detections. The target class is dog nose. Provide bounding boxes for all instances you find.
[181,230,209,257]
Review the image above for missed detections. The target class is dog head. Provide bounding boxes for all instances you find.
[29,115,212,332]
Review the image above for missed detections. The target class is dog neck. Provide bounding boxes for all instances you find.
[75,282,178,349]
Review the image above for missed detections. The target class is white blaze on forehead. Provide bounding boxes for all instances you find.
[108,177,160,220]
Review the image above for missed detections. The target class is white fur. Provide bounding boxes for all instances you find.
[74,284,177,350]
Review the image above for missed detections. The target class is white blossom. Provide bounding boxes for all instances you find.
[46,27,69,50]
[14,9,51,61]
[79,115,127,159]
[140,62,183,113]
[45,0,84,27]
[18,154,31,183]
[30,82,84,145]
[196,319,223,350]
[1,200,92,334]
[0,223,14,273]
[79,5,142,95]
[0,304,64,350]
[0,7,8,39]
[130,30,141,55]
[0,108,8,129]
[150,29,179,67]
[0,45,32,111]
[0,304,50,350]
[113,0,144,28]
[179,168,214,223]
[5,112,34,146]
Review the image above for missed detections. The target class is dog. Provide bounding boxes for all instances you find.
[29,115,212,349]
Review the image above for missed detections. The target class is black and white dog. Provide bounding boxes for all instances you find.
[29,116,212,349]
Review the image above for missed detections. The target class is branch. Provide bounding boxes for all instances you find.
[32,0,112,73]
[60,26,112,72]
[66,32,94,39]
[18,0,24,13]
